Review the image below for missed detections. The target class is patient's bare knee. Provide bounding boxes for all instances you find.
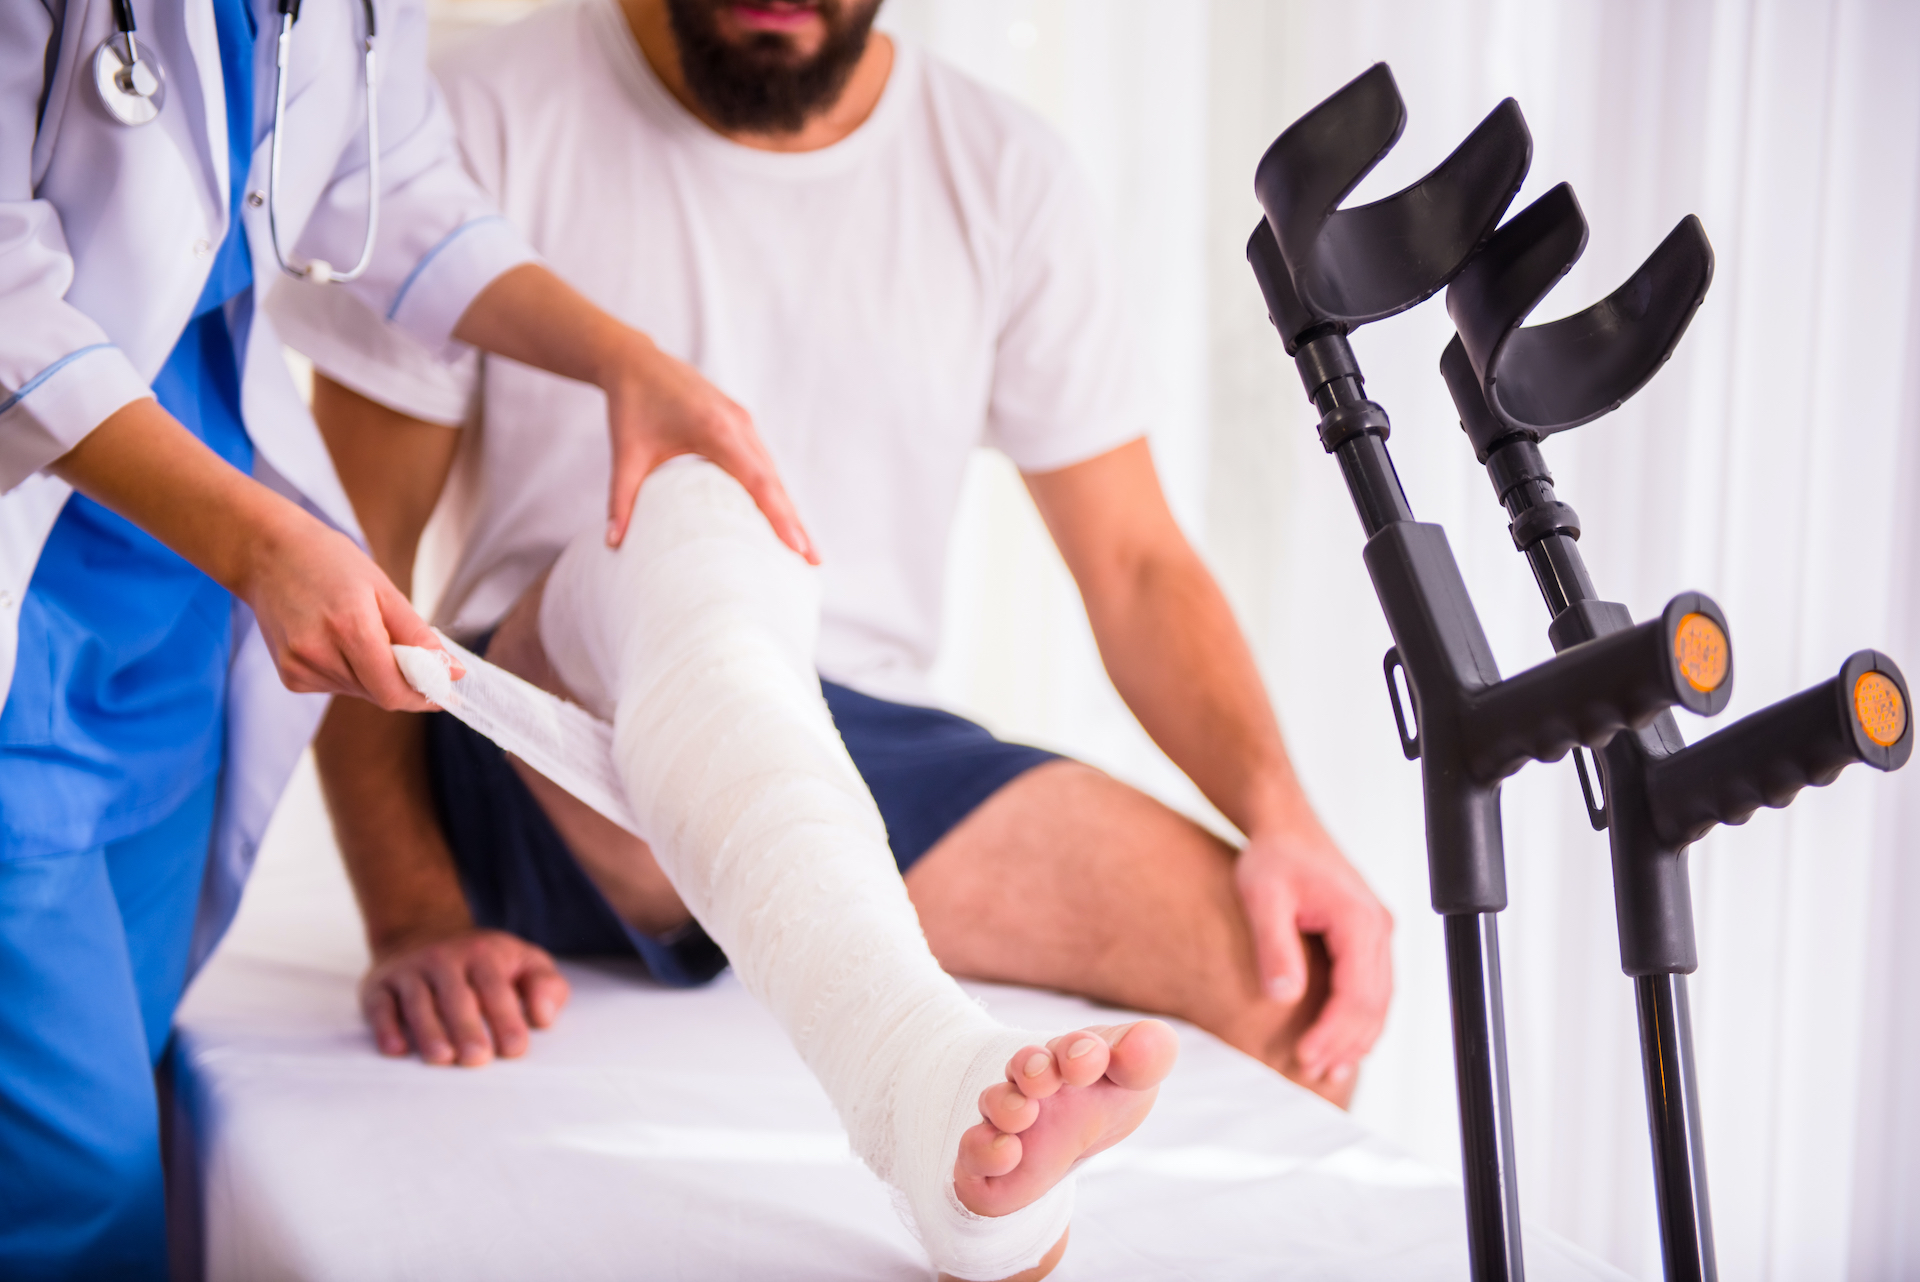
[484,575,570,700]
[487,577,695,939]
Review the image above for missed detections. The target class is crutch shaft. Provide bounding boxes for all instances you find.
[1636,975,1717,1282]
[1447,913,1526,1282]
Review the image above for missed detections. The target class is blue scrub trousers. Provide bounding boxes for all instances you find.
[0,776,214,1281]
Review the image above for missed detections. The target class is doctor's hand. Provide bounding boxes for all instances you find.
[50,398,456,712]
[240,507,459,711]
[597,336,815,556]
[1235,817,1394,1094]
[361,929,571,1067]
[452,263,816,559]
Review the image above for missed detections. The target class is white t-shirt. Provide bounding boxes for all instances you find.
[272,0,1146,706]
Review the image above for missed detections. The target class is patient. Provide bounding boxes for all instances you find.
[280,0,1392,1103]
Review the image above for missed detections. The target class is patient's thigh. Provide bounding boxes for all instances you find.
[485,579,693,938]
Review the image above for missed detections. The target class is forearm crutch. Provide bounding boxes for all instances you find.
[1435,177,1910,1281]
[1243,64,1913,1282]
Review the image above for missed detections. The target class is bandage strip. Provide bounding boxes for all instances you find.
[396,459,1072,1280]
[392,633,641,836]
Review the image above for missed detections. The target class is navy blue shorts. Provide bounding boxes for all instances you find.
[424,662,1057,987]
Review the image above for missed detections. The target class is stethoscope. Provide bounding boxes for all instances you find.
[95,0,380,284]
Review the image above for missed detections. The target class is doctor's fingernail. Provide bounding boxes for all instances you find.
[1024,1052,1050,1078]
[1330,1063,1354,1084]
[1269,976,1304,1003]
[606,520,621,545]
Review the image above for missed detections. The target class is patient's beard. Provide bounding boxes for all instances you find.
[666,0,882,134]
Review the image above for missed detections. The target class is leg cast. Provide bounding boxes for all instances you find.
[536,461,1174,1279]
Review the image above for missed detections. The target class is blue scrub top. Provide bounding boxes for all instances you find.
[0,0,259,860]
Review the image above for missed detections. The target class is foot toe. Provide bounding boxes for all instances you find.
[1104,1019,1180,1091]
[957,1122,1023,1180]
[1009,1044,1064,1100]
[981,1081,1039,1134]
[1049,1030,1111,1088]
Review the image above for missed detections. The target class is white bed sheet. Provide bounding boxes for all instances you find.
[170,764,1629,1282]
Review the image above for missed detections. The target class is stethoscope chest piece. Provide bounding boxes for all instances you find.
[94,34,165,127]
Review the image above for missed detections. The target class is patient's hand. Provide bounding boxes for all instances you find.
[1236,820,1393,1094]
[360,929,570,1068]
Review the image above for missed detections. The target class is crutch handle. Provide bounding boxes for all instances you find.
[1465,594,1732,783]
[1647,650,1911,847]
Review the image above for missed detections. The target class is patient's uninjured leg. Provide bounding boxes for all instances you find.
[532,459,1173,1281]
[907,762,1350,1104]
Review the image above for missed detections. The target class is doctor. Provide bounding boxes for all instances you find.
[0,1,810,1276]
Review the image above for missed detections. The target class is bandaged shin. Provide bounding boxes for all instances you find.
[397,459,1071,1279]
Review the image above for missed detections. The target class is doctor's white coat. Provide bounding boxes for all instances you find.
[0,0,533,965]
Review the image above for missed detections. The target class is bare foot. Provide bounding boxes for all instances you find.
[941,1020,1179,1279]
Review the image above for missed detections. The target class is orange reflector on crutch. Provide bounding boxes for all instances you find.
[1854,671,1906,748]
[1674,613,1729,694]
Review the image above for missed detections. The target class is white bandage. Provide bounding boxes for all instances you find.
[398,459,1072,1279]
[392,633,640,835]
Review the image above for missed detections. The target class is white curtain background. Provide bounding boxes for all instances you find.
[399,2,1920,1275]
[878,2,1920,1278]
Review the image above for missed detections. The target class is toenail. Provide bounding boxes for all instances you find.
[1331,1063,1354,1084]
[1067,1037,1096,1059]
[1024,1052,1050,1077]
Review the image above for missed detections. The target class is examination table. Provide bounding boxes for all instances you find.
[166,759,1628,1281]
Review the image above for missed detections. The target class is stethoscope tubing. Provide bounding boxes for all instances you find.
[267,0,380,283]
[110,0,141,68]
[95,0,381,286]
